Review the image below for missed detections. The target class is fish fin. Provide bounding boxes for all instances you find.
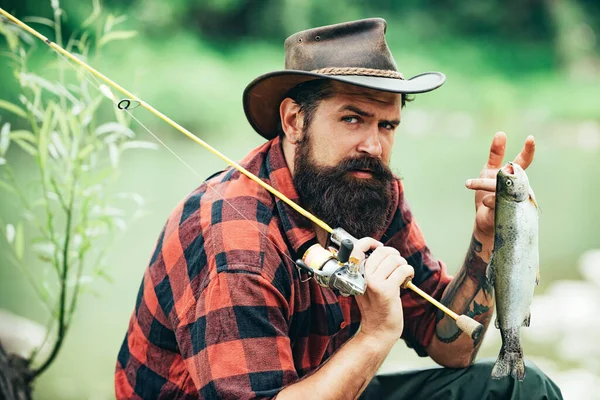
[536,268,540,285]
[522,311,531,327]
[491,330,526,381]
[486,260,495,287]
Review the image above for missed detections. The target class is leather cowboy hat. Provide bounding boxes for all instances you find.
[243,18,445,140]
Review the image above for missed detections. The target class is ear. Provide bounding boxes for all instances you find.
[280,98,305,144]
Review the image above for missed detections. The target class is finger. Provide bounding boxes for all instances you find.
[351,237,383,261]
[466,178,496,192]
[482,194,495,209]
[372,254,408,281]
[512,135,536,170]
[364,246,400,276]
[389,264,415,289]
[486,132,507,169]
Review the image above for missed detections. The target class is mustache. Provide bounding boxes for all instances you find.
[334,156,394,180]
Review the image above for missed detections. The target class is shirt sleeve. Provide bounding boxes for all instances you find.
[384,182,452,356]
[174,267,299,399]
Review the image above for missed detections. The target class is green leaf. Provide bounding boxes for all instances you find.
[10,130,36,143]
[104,14,116,34]
[38,102,55,168]
[0,157,6,166]
[108,142,119,168]
[47,143,59,160]
[78,144,95,159]
[112,15,127,28]
[6,224,15,244]
[22,17,55,28]
[79,95,103,126]
[0,100,27,119]
[14,139,38,156]
[56,107,70,141]
[20,73,60,96]
[95,122,135,138]
[98,31,137,48]
[96,269,114,283]
[82,0,102,28]
[0,123,9,155]
[104,14,129,35]
[14,222,24,260]
[0,23,20,52]
[51,132,68,159]
[77,31,90,53]
[120,140,158,151]
[40,281,50,302]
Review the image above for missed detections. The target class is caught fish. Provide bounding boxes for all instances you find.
[487,162,540,381]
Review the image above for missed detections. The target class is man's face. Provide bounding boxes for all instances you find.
[292,82,402,238]
[303,82,401,171]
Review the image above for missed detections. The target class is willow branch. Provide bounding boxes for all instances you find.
[31,175,75,379]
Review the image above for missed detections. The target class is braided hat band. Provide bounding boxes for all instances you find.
[311,67,405,80]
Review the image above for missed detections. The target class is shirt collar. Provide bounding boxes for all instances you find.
[265,136,317,257]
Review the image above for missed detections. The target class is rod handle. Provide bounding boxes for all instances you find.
[456,315,484,341]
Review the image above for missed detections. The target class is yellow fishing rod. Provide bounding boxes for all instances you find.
[0,8,483,340]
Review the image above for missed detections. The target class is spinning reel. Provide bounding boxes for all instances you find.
[296,228,367,297]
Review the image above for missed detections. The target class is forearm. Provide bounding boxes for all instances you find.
[426,231,495,367]
[276,331,394,400]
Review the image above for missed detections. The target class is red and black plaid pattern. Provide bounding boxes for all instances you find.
[115,136,451,399]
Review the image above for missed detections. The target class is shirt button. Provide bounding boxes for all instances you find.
[340,321,347,329]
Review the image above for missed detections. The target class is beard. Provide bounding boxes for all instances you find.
[292,134,395,239]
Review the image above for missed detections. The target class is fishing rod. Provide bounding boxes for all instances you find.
[0,8,483,340]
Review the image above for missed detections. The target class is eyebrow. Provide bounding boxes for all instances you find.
[339,105,400,126]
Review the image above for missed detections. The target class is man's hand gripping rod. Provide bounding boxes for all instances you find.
[296,228,484,341]
[0,8,482,343]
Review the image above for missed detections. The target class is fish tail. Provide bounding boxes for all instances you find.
[491,328,526,381]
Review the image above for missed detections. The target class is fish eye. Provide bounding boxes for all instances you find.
[506,180,513,187]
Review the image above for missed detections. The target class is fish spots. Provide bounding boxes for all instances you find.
[494,234,505,250]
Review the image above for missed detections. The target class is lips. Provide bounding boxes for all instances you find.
[337,156,393,181]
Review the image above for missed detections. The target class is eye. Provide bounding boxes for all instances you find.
[506,180,513,186]
[341,116,360,124]
[379,122,395,131]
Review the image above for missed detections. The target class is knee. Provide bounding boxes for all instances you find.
[520,360,563,399]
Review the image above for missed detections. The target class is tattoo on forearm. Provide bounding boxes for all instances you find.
[471,313,491,361]
[464,235,493,298]
[468,301,491,318]
[434,235,494,345]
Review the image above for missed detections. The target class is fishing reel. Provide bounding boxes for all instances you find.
[295,228,367,297]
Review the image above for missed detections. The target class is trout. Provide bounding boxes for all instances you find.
[488,162,540,381]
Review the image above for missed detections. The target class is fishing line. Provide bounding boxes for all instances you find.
[49,46,304,272]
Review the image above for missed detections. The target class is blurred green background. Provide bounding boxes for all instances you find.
[0,0,599,399]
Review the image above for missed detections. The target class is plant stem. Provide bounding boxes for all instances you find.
[29,306,58,366]
[30,180,74,379]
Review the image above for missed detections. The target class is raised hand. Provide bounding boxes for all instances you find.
[465,132,536,238]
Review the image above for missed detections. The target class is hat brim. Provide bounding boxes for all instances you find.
[243,70,445,140]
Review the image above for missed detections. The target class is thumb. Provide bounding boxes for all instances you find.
[351,237,383,261]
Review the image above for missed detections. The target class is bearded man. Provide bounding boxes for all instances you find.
[115,18,562,399]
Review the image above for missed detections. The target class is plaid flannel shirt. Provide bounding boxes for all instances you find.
[115,136,451,399]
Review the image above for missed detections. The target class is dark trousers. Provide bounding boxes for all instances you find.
[361,359,563,400]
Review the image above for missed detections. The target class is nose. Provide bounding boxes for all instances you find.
[356,127,383,158]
